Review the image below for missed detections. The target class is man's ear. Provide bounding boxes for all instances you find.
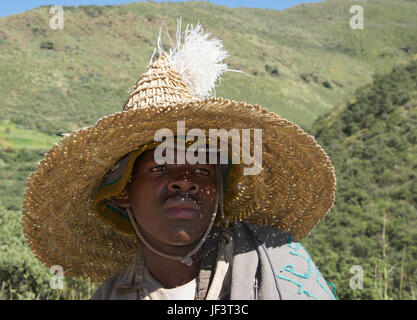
[115,188,131,208]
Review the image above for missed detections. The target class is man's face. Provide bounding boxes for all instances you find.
[126,148,218,251]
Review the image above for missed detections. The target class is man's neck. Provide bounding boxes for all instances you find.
[142,246,202,289]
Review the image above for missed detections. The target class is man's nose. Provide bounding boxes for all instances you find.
[167,179,200,194]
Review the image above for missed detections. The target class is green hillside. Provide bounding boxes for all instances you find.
[0,0,416,135]
[303,55,417,300]
[0,121,59,150]
[0,0,416,299]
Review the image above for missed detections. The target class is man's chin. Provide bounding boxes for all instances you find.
[164,227,204,248]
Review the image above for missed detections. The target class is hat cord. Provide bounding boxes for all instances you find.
[126,164,224,266]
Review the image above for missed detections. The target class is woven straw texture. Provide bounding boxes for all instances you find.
[123,54,198,110]
[22,54,336,282]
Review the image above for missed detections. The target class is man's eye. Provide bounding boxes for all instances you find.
[150,165,166,172]
[195,168,210,176]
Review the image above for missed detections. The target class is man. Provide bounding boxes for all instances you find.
[91,147,232,299]
[89,147,336,300]
[22,21,337,300]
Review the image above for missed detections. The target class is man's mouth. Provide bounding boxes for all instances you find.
[163,196,200,219]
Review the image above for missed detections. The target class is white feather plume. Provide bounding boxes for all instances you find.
[151,18,241,99]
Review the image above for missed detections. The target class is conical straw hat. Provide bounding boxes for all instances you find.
[22,23,336,282]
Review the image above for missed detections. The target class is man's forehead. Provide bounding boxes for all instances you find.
[138,147,223,165]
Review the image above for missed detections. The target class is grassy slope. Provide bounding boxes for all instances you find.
[0,0,416,137]
[0,121,58,149]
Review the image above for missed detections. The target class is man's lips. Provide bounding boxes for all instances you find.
[163,196,200,219]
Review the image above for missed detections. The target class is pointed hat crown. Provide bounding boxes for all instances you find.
[123,19,232,111]
[123,53,199,111]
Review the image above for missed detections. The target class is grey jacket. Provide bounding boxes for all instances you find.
[90,222,336,300]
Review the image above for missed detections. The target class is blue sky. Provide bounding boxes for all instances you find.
[0,0,323,18]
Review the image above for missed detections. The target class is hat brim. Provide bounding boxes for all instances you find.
[22,97,336,282]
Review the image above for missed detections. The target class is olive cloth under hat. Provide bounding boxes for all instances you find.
[22,20,336,281]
